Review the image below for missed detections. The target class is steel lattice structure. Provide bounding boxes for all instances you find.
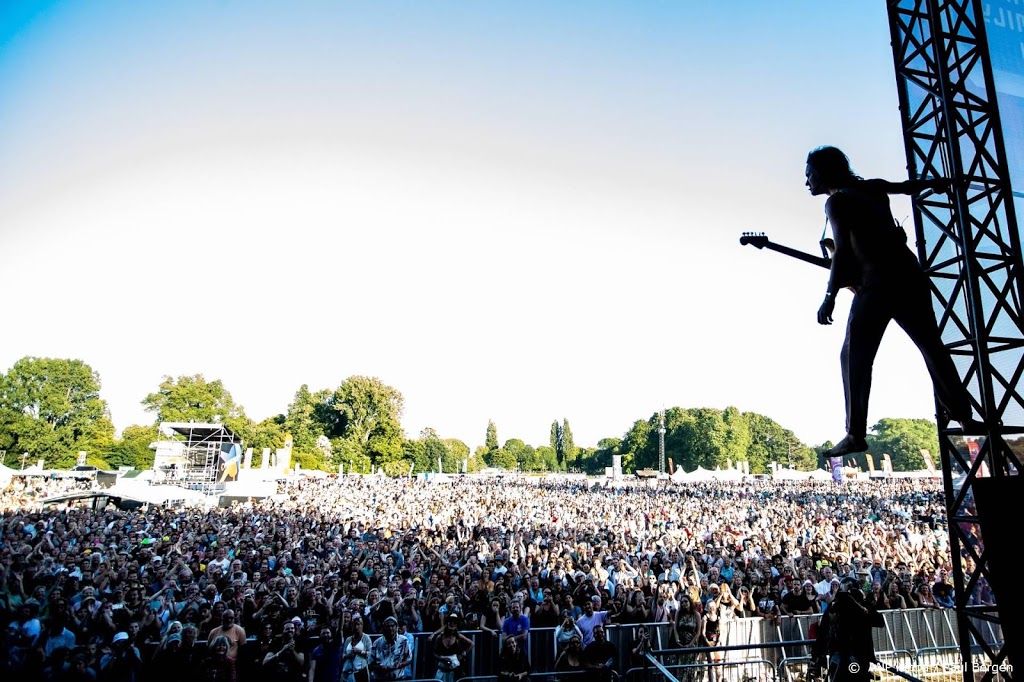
[887,0,1023,676]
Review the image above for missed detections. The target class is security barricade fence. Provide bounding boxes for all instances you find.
[159,610,998,681]
[459,671,619,682]
[632,656,779,682]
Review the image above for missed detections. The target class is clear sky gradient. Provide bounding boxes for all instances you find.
[0,1,942,451]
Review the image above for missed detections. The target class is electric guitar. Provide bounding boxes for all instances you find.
[739,232,833,270]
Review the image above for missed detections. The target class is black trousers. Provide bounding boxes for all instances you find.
[841,272,971,437]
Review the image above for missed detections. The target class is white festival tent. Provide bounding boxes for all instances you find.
[667,466,838,482]
[670,466,747,482]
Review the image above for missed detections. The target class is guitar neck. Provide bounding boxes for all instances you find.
[762,241,831,269]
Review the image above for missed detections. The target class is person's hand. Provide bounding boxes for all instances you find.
[927,177,952,194]
[817,294,836,325]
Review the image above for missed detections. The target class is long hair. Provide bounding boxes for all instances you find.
[500,636,525,661]
[209,635,231,655]
[806,146,862,188]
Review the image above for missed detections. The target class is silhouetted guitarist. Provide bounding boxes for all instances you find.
[806,146,975,458]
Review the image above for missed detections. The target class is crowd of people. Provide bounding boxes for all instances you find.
[0,472,976,681]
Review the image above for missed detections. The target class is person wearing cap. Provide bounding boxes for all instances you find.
[100,631,142,682]
[370,615,412,681]
[153,621,184,660]
[814,564,835,598]
[490,555,509,582]
[429,613,474,682]
[854,567,873,592]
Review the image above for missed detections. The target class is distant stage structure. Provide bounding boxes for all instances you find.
[152,422,243,495]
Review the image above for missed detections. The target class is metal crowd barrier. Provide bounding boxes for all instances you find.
[172,609,997,681]
[459,671,619,682]
[632,658,777,682]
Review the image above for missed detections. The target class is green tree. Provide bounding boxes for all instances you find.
[335,438,371,474]
[473,445,490,470]
[379,458,414,477]
[561,419,577,468]
[722,406,751,469]
[867,418,939,471]
[743,412,786,474]
[550,420,562,467]
[689,408,728,469]
[101,424,158,470]
[279,377,407,473]
[283,385,332,462]
[576,446,596,468]
[488,447,517,470]
[663,407,696,473]
[591,437,621,474]
[248,416,288,467]
[789,439,818,471]
[485,420,499,453]
[443,438,471,473]
[419,428,456,473]
[0,357,114,468]
[402,439,431,474]
[330,376,405,467]
[291,448,328,471]
[535,445,558,471]
[741,415,814,472]
[142,374,243,424]
[620,419,654,472]
[503,438,533,471]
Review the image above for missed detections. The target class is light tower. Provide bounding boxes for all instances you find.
[658,409,666,476]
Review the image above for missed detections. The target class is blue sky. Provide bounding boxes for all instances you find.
[0,1,942,452]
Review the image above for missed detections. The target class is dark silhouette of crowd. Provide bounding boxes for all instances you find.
[1,473,976,681]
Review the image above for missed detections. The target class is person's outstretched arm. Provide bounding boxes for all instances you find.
[863,177,950,196]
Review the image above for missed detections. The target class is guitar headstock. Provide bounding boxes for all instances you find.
[739,232,769,249]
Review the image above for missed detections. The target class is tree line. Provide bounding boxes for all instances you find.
[0,356,949,474]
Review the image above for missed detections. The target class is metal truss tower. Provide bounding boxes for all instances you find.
[887,0,1023,676]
